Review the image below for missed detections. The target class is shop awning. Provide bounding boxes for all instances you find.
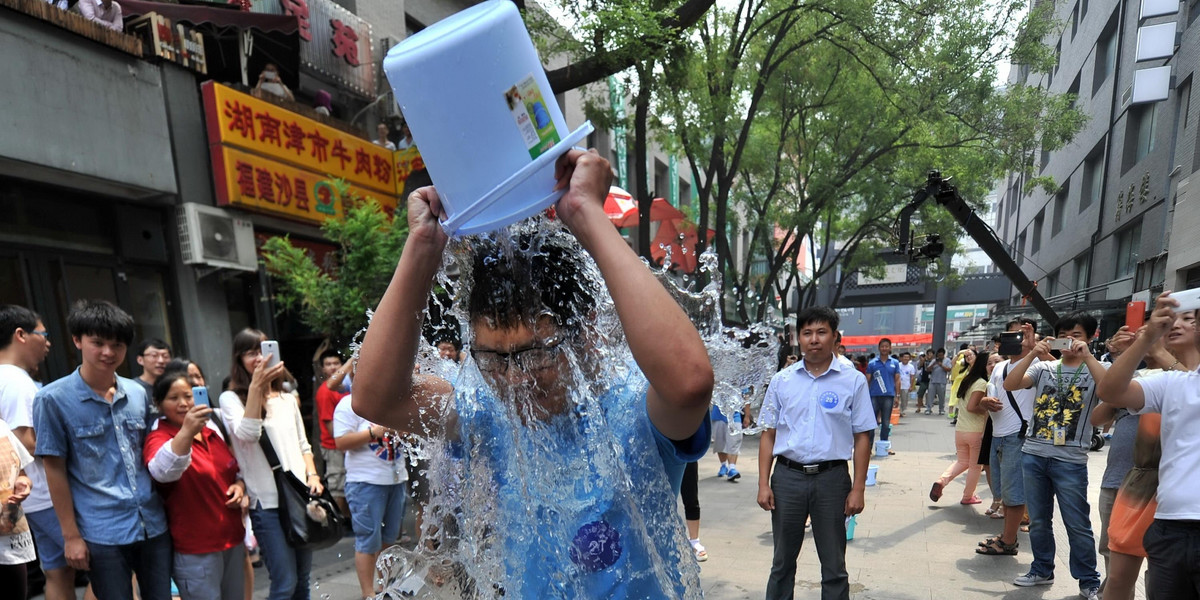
[121,0,300,89]
[841,333,932,349]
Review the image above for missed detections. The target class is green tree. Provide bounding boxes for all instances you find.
[657,0,1085,324]
[260,190,408,348]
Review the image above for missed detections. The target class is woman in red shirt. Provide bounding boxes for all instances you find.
[144,371,247,600]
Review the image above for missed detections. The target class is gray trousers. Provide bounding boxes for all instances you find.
[927,383,947,413]
[173,545,246,600]
[765,461,852,600]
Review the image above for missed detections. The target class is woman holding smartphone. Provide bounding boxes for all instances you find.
[219,329,323,600]
[144,371,247,600]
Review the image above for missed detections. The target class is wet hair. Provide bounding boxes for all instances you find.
[0,305,40,351]
[1055,311,1098,338]
[136,338,172,357]
[67,300,134,346]
[466,231,597,335]
[796,306,839,331]
[956,352,991,401]
[152,371,191,406]
[318,349,343,365]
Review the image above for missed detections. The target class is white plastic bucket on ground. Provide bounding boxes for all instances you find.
[874,440,890,457]
[866,464,878,486]
[382,0,594,236]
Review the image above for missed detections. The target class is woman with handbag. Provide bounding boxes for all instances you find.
[144,371,247,600]
[219,329,324,600]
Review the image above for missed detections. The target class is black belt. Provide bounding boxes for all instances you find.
[776,457,847,475]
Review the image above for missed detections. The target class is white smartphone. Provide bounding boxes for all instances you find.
[1170,288,1200,312]
[260,340,281,368]
[1049,338,1075,351]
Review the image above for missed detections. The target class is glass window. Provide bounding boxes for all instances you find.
[1052,186,1067,235]
[1094,13,1118,94]
[1114,221,1143,278]
[125,270,173,352]
[1074,254,1090,292]
[1032,211,1044,254]
[1082,147,1104,211]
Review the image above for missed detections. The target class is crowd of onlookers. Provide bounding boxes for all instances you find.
[0,300,428,600]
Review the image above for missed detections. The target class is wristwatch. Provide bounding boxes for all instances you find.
[306,471,318,478]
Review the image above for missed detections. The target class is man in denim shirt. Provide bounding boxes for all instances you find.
[33,300,170,600]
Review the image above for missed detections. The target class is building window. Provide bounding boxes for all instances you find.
[1123,103,1159,172]
[874,306,894,334]
[1114,221,1143,278]
[1052,185,1067,235]
[1032,210,1044,254]
[1045,269,1060,296]
[1094,12,1118,94]
[1081,145,1104,210]
[1082,0,1088,17]
[1180,78,1192,130]
[1016,231,1027,264]
[1071,3,1079,39]
[1074,253,1090,292]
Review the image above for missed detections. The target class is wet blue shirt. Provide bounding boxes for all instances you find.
[453,369,710,599]
[866,356,901,397]
[33,369,167,545]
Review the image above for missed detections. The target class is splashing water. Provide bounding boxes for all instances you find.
[359,220,779,599]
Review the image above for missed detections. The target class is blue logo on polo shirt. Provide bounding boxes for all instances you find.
[819,391,840,409]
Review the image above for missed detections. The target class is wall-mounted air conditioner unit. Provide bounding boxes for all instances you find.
[177,203,258,272]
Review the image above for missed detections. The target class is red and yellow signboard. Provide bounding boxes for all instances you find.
[210,146,396,225]
[202,81,403,224]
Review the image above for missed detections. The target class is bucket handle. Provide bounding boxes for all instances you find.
[441,121,595,235]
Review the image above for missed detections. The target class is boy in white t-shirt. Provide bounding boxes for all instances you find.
[897,352,917,416]
[332,395,408,600]
[1097,292,1200,600]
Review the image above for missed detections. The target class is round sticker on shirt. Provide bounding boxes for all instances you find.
[569,520,622,572]
[818,391,840,409]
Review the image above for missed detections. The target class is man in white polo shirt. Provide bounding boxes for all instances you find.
[1097,291,1200,600]
[758,306,875,600]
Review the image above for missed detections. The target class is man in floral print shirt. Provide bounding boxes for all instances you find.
[1003,312,1107,600]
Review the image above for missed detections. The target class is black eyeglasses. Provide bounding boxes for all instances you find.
[27,330,49,338]
[471,338,564,375]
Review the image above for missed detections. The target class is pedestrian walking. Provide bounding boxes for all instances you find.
[926,348,951,415]
[929,352,990,505]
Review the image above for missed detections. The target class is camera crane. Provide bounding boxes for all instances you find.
[895,170,1060,326]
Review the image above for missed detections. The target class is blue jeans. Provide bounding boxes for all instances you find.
[250,508,313,600]
[989,433,1025,506]
[1021,453,1100,589]
[870,396,893,441]
[86,533,173,600]
[345,481,407,554]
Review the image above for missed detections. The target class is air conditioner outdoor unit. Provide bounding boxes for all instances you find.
[177,203,258,272]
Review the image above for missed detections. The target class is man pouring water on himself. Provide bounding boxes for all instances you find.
[866,338,901,454]
[353,148,715,598]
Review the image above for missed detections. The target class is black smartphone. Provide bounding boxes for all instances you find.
[998,332,1023,356]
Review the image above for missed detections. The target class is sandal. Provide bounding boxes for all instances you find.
[976,538,1018,556]
[978,535,1002,547]
[929,482,944,502]
[989,510,1006,519]
[961,496,982,505]
[984,501,1002,516]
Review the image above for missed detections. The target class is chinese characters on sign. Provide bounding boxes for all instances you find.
[250,0,373,96]
[202,82,404,224]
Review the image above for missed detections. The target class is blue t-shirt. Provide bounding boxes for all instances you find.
[866,356,901,397]
[451,368,710,599]
[32,369,167,546]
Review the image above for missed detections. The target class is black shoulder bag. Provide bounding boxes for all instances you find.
[258,431,344,550]
[1002,364,1028,439]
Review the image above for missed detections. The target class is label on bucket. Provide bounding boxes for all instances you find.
[505,75,561,160]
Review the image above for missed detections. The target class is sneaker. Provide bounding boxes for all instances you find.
[1079,587,1099,600]
[727,467,741,482]
[691,541,708,562]
[925,409,932,415]
[1012,573,1054,587]
[717,464,728,478]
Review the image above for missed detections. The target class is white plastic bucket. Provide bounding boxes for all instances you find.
[382,0,594,236]
[866,464,878,486]
[874,440,890,457]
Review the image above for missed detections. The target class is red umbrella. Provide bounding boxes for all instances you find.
[651,219,715,273]
[603,186,687,228]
